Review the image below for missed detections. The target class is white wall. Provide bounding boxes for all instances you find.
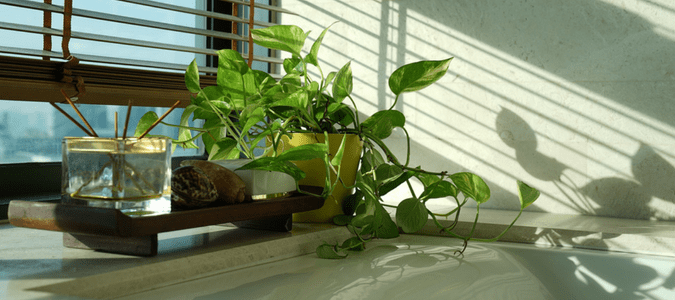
[280,0,675,220]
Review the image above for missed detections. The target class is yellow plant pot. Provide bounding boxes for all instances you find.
[275,133,362,223]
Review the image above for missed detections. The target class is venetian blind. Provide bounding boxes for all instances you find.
[0,0,288,107]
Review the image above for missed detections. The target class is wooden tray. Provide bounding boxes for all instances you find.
[8,186,324,256]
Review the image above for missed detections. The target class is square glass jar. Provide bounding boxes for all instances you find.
[61,137,171,216]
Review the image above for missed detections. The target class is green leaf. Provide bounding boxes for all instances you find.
[217,68,244,94]
[374,204,399,238]
[326,102,343,114]
[177,105,199,149]
[450,172,491,204]
[517,180,540,209]
[283,56,303,74]
[185,59,201,93]
[280,73,302,90]
[375,164,403,185]
[134,111,158,137]
[355,172,377,205]
[360,149,385,174]
[415,172,441,187]
[244,70,276,96]
[240,106,265,135]
[306,25,333,67]
[361,110,405,139]
[357,223,375,236]
[200,118,225,155]
[332,61,353,103]
[379,170,415,196]
[323,72,336,90]
[420,180,458,200]
[276,143,328,161]
[370,149,386,167]
[238,158,306,181]
[201,86,228,102]
[208,139,239,160]
[395,198,428,233]
[351,214,374,228]
[217,49,249,75]
[333,214,353,226]
[190,97,220,120]
[389,58,452,96]
[270,89,309,109]
[327,103,356,128]
[330,135,347,167]
[341,190,361,216]
[307,81,320,103]
[251,25,308,57]
[316,243,347,259]
[340,237,365,251]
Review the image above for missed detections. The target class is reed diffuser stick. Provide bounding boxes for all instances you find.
[122,100,133,139]
[49,102,93,136]
[60,89,98,137]
[138,101,181,139]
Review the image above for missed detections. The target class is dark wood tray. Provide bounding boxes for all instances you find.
[8,186,324,256]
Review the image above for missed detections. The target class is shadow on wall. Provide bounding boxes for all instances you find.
[495,108,592,214]
[581,143,675,220]
[396,0,675,127]
[394,0,675,220]
[290,0,675,219]
[496,108,675,220]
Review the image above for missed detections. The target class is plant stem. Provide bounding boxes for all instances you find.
[405,178,417,199]
[347,95,361,133]
[205,100,253,157]
[388,94,400,110]
[465,205,480,243]
[402,127,411,167]
[241,73,248,108]
[470,210,523,243]
[428,210,467,240]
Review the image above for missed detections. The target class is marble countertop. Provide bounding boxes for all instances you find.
[3,208,675,299]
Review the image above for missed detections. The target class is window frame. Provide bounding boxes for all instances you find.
[0,0,279,220]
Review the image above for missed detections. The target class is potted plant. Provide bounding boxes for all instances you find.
[136,24,541,258]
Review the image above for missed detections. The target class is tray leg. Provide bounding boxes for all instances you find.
[232,214,292,232]
[64,233,158,256]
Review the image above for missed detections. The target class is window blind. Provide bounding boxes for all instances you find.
[0,0,288,107]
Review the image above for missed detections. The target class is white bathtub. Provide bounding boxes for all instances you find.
[118,234,675,299]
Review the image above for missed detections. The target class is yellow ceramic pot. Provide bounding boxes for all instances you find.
[275,133,362,223]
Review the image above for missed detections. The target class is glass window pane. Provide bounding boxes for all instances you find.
[0,101,203,163]
[0,0,276,164]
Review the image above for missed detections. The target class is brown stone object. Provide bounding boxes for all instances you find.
[182,160,248,204]
[171,165,218,209]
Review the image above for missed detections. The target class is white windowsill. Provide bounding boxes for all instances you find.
[3,208,675,299]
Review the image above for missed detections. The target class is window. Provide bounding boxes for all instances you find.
[0,0,284,220]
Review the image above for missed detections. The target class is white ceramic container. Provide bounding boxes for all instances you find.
[210,159,296,200]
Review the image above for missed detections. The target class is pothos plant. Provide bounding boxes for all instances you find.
[135,24,541,258]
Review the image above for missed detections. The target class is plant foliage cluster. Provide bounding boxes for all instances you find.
[136,24,540,258]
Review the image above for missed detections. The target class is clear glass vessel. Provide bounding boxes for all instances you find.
[62,137,172,216]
